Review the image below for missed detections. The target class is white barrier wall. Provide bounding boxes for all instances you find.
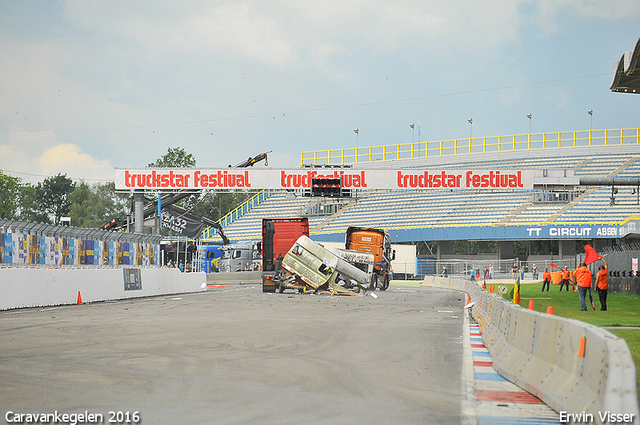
[0,268,207,310]
[423,276,639,423]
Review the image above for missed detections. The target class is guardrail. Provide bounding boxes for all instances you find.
[423,276,639,421]
[301,128,640,165]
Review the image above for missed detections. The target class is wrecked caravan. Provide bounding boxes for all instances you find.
[280,236,371,295]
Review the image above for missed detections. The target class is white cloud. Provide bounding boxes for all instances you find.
[60,1,527,67]
[39,144,114,181]
[0,128,113,184]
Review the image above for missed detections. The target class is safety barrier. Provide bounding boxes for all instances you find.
[0,267,207,310]
[423,276,639,422]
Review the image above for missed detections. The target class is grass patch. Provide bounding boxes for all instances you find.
[493,281,640,403]
[495,282,640,326]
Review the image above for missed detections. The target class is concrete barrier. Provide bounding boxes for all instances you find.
[425,276,639,422]
[207,271,262,284]
[0,267,207,310]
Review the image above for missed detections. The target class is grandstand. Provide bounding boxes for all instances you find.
[202,128,640,266]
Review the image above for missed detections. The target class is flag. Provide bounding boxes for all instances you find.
[588,288,595,311]
[512,276,521,304]
[550,262,559,269]
[584,244,601,265]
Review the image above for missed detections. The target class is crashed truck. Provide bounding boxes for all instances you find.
[279,235,373,295]
[340,226,395,291]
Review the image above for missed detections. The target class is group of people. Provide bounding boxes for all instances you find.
[461,265,494,281]
[540,258,608,311]
[165,259,193,272]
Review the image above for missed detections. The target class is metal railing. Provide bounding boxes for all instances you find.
[300,128,640,165]
[200,189,276,240]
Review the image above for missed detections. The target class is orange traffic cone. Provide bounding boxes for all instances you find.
[528,298,534,310]
[482,281,486,290]
[466,294,471,305]
[546,306,553,315]
[77,291,83,305]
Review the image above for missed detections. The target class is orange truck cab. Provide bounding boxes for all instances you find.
[344,226,395,291]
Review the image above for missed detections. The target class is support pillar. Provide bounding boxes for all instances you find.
[134,191,144,234]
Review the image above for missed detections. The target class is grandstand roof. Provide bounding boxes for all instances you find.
[610,36,640,94]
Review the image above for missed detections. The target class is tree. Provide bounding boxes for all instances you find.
[17,184,50,223]
[36,174,76,224]
[148,147,196,168]
[69,182,130,228]
[146,147,254,226]
[0,172,21,219]
[192,190,257,222]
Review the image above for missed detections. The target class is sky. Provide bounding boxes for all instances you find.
[1,0,639,185]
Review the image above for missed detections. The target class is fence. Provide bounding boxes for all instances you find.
[300,127,640,165]
[0,219,162,268]
[417,258,576,279]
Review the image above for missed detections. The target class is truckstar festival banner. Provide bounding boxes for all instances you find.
[115,168,534,191]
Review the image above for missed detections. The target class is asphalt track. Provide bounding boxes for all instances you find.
[0,282,471,425]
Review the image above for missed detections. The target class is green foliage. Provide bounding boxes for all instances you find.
[0,172,22,219]
[148,147,196,168]
[192,190,257,221]
[500,282,640,326]
[69,182,129,228]
[514,240,559,256]
[148,147,198,211]
[453,240,497,255]
[18,184,50,223]
[3,147,254,231]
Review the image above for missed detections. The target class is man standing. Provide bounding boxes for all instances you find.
[542,268,551,292]
[595,258,609,311]
[573,261,593,311]
[560,266,571,291]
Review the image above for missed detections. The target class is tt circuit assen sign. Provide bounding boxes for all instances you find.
[115,168,534,191]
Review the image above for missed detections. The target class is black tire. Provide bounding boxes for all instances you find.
[381,274,389,291]
[370,274,378,291]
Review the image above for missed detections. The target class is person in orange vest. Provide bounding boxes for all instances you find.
[542,267,551,292]
[595,258,608,311]
[559,266,571,291]
[573,261,593,311]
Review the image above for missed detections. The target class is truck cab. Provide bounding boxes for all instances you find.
[194,244,223,273]
[261,217,309,292]
[219,240,260,272]
[344,226,395,290]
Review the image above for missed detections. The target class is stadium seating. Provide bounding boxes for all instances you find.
[213,147,640,242]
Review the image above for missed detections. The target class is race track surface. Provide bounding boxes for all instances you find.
[1,284,468,425]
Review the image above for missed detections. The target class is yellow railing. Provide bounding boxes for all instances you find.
[200,189,275,240]
[300,128,640,166]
